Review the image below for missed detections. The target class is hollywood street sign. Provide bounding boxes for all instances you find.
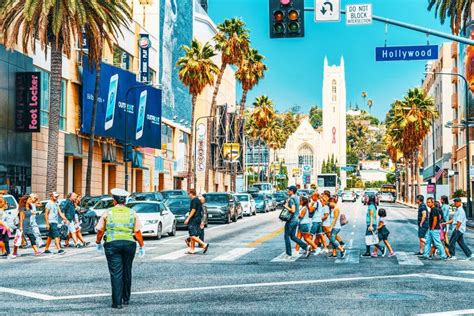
[376,45,439,62]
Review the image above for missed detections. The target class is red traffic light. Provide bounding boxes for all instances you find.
[280,0,291,5]
[274,10,284,22]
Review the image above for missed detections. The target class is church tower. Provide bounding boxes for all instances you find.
[322,56,347,188]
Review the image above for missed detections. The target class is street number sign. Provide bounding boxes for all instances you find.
[314,0,341,22]
[346,4,372,25]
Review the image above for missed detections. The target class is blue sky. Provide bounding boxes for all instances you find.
[208,0,454,120]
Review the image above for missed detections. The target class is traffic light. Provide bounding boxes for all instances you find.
[269,0,305,38]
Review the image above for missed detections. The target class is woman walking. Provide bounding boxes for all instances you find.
[12,196,42,257]
[296,196,318,254]
[328,197,346,258]
[283,186,310,258]
[362,195,378,257]
[0,195,13,258]
[371,209,396,257]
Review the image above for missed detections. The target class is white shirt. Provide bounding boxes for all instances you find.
[453,206,467,234]
[322,205,331,226]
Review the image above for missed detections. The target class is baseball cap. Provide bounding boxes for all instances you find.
[51,192,60,197]
[453,197,462,202]
[287,185,297,194]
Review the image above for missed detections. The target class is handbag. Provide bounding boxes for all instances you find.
[365,232,379,246]
[13,230,22,247]
[279,208,293,222]
[340,214,348,226]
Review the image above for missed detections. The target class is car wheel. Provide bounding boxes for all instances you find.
[168,221,177,236]
[89,217,98,234]
[155,223,162,240]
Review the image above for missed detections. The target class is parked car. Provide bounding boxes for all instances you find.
[232,197,244,219]
[127,192,163,203]
[341,190,356,202]
[165,197,208,229]
[82,196,114,218]
[250,182,275,195]
[362,191,380,206]
[273,192,288,209]
[203,193,237,224]
[126,201,176,239]
[1,194,19,230]
[160,190,187,200]
[234,193,256,216]
[252,193,269,213]
[379,192,395,203]
[266,194,277,211]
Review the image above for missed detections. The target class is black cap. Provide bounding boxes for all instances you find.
[453,197,462,202]
[287,185,297,194]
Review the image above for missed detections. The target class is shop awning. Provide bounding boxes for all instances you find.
[102,143,123,165]
[132,151,148,170]
[64,134,83,157]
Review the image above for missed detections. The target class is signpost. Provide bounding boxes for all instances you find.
[314,0,340,22]
[346,4,372,25]
[375,45,439,62]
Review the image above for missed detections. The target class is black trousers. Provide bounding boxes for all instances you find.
[104,240,137,306]
[449,229,472,257]
[1,232,10,255]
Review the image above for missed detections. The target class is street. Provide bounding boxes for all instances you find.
[1,201,473,315]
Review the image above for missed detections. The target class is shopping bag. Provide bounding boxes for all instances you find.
[13,230,22,247]
[365,232,379,246]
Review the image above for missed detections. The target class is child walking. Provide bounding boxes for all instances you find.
[372,208,395,257]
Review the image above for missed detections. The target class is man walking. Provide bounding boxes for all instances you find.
[416,195,429,256]
[184,189,209,254]
[283,186,310,258]
[96,188,146,309]
[44,192,68,255]
[447,198,472,260]
[422,198,447,260]
[62,192,81,248]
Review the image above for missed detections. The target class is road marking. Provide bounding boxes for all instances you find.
[335,250,359,264]
[396,251,424,266]
[349,239,353,248]
[352,225,356,228]
[246,227,284,248]
[418,309,474,316]
[351,231,354,235]
[271,252,302,262]
[0,287,55,300]
[212,248,256,261]
[152,248,203,260]
[457,271,474,275]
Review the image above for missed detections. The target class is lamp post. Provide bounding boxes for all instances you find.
[428,71,472,217]
[194,115,213,190]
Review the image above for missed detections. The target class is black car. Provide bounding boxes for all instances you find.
[165,197,208,229]
[203,193,237,224]
[273,192,288,209]
[128,192,163,202]
[161,190,187,200]
[252,193,269,213]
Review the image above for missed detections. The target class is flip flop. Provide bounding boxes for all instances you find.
[203,244,209,254]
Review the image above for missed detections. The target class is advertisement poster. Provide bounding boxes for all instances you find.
[81,57,162,149]
[223,143,240,162]
[159,0,193,122]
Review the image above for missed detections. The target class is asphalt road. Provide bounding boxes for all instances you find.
[1,200,473,315]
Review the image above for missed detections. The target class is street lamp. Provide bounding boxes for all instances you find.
[426,71,472,217]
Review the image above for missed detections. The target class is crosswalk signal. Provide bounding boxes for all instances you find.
[269,0,305,38]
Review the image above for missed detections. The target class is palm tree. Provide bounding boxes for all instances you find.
[361,91,367,108]
[0,0,131,195]
[428,0,472,35]
[205,18,250,191]
[177,39,219,190]
[367,99,374,113]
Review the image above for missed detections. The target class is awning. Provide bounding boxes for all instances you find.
[132,151,149,170]
[64,134,83,157]
[102,143,122,165]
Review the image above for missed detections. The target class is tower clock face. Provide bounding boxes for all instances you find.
[332,127,336,144]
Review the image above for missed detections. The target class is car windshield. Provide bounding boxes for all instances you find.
[204,195,228,203]
[165,198,190,208]
[3,196,16,210]
[81,197,101,208]
[365,192,376,196]
[274,193,287,198]
[161,191,185,199]
[129,193,155,201]
[235,195,249,202]
[127,203,160,214]
[253,194,265,201]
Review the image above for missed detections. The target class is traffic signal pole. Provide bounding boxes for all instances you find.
[303,8,474,46]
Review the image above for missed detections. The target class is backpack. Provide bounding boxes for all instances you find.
[340,213,348,226]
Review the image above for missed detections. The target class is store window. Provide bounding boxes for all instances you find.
[113,46,132,71]
[149,69,156,84]
[161,124,173,158]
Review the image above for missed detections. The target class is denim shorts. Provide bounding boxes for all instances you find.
[299,223,311,234]
[68,222,77,234]
[188,223,202,237]
[48,223,60,239]
[310,222,323,235]
[418,226,428,239]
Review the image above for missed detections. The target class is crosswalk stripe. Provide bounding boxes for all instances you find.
[396,251,424,266]
[152,248,203,260]
[335,250,360,264]
[271,252,302,262]
[212,248,256,261]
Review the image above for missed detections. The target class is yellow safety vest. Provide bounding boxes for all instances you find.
[105,206,135,242]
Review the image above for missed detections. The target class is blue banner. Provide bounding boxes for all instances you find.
[81,57,162,149]
[375,45,438,62]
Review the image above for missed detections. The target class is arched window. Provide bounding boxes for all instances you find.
[332,79,337,102]
[298,144,314,169]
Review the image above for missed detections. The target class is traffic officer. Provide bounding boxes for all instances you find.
[95,188,145,309]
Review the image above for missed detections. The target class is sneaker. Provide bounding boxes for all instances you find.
[314,248,322,256]
[340,250,346,258]
[76,244,83,248]
[420,256,430,260]
[415,252,423,256]
[44,250,52,254]
[447,256,457,261]
[382,247,388,257]
[34,250,43,256]
[83,242,90,247]
[322,248,329,254]
[298,249,305,255]
[7,254,16,259]
[329,254,337,258]
[388,252,396,257]
[461,255,473,261]
[306,246,312,258]
[370,251,378,258]
[58,249,65,255]
[362,252,371,257]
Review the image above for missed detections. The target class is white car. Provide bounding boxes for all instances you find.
[127,201,176,239]
[379,193,395,203]
[341,191,356,202]
[234,193,256,216]
[88,197,114,218]
[1,194,19,229]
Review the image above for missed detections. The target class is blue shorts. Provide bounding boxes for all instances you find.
[188,223,202,237]
[48,223,60,239]
[310,222,323,235]
[299,223,311,234]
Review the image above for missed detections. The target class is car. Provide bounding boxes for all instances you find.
[337,189,344,197]
[297,189,312,197]
[252,193,269,213]
[165,197,208,229]
[266,194,277,211]
[81,196,114,218]
[362,191,380,206]
[203,193,238,224]
[160,190,187,200]
[250,182,275,195]
[127,192,163,203]
[1,194,19,229]
[273,192,288,209]
[234,193,256,216]
[379,192,395,203]
[341,190,357,202]
[126,201,176,239]
[232,198,244,219]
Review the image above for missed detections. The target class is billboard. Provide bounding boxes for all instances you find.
[15,72,41,132]
[159,0,193,122]
[223,143,240,162]
[81,57,162,149]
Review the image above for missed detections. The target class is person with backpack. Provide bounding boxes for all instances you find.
[371,208,395,257]
[327,197,346,258]
[362,195,378,257]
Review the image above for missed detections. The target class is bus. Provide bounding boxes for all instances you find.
[380,184,396,197]
[316,174,339,195]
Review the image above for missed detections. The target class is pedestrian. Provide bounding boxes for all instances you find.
[415,195,429,256]
[0,196,13,258]
[12,196,43,257]
[95,188,146,309]
[371,208,395,257]
[184,189,209,254]
[44,192,68,255]
[296,196,318,254]
[62,192,82,248]
[29,194,44,248]
[447,198,472,260]
[309,192,327,255]
[362,195,378,257]
[73,195,89,247]
[283,186,310,258]
[327,197,346,258]
[440,195,451,247]
[321,193,332,255]
[422,198,447,260]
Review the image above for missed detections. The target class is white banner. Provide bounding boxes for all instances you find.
[196,123,207,173]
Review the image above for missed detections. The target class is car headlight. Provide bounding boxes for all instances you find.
[145,220,158,225]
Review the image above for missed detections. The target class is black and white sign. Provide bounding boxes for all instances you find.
[346,4,372,25]
[139,34,151,83]
[314,0,340,22]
